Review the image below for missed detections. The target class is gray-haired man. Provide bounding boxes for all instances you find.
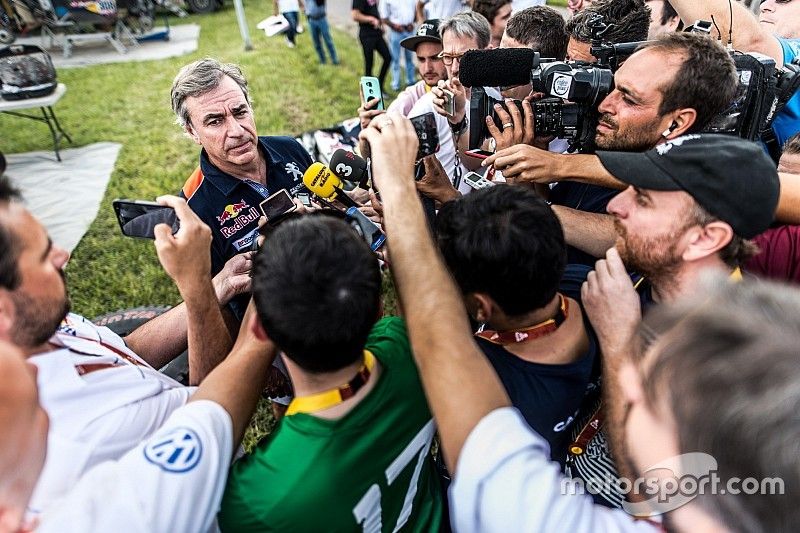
[171,58,313,320]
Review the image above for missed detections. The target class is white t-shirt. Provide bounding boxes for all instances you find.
[278,0,300,12]
[27,313,193,516]
[38,400,233,533]
[408,91,471,195]
[421,0,468,20]
[380,0,417,25]
[450,407,659,532]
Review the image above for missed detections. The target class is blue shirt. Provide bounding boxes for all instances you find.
[773,37,800,148]
[180,136,312,318]
[475,265,599,466]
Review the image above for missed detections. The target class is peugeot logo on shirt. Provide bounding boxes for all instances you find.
[143,427,203,473]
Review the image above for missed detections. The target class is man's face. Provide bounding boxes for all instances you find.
[760,0,800,39]
[779,150,800,174]
[183,75,259,172]
[595,48,683,151]
[566,37,594,62]
[490,3,513,47]
[440,31,482,79]
[645,0,680,39]
[607,186,698,279]
[415,41,447,87]
[0,342,49,529]
[0,204,70,350]
[499,33,534,100]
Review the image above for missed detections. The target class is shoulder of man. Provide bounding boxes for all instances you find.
[777,36,800,62]
[38,400,233,533]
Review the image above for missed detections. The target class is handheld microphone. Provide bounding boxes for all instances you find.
[329,149,369,189]
[302,162,360,209]
[459,48,536,88]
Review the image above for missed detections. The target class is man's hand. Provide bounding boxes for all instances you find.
[416,155,461,204]
[154,195,213,294]
[213,252,254,305]
[359,113,419,195]
[482,144,562,185]
[486,98,535,152]
[432,78,468,125]
[358,97,385,130]
[581,247,642,355]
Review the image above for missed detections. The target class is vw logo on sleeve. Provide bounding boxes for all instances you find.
[143,427,204,473]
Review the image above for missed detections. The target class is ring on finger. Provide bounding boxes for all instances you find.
[502,122,513,129]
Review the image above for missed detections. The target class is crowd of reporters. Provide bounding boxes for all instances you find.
[1,0,800,530]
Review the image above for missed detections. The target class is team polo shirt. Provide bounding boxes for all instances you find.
[218,317,444,532]
[772,38,800,148]
[27,313,192,517]
[181,136,313,275]
[39,400,232,533]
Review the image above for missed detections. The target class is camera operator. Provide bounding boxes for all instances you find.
[668,0,799,148]
[484,32,738,265]
[565,0,650,62]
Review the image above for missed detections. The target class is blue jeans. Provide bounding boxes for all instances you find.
[388,27,415,90]
[308,16,338,64]
[283,11,298,44]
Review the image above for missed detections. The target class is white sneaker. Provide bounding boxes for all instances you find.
[285,37,296,48]
[297,23,304,33]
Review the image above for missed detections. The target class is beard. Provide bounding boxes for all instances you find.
[614,219,687,282]
[595,113,665,152]
[10,281,71,350]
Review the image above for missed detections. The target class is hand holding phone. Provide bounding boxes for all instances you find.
[113,199,179,240]
[410,112,440,161]
[259,189,298,224]
[360,76,384,111]
[151,195,213,290]
[464,149,494,160]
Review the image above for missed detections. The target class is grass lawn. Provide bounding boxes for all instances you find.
[0,0,365,318]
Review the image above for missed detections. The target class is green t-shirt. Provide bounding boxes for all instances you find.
[218,317,443,532]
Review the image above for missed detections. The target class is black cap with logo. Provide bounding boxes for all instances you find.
[400,19,442,51]
[597,134,780,239]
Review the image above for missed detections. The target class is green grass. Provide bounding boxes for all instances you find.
[0,1,364,317]
[547,0,569,7]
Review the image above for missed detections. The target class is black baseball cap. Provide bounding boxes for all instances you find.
[400,19,441,51]
[597,134,780,239]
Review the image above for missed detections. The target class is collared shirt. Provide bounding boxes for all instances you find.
[28,313,193,517]
[181,136,313,275]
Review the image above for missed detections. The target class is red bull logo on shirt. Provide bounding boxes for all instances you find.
[217,200,250,224]
[220,206,261,238]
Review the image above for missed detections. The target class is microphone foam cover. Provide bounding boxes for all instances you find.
[459,48,535,88]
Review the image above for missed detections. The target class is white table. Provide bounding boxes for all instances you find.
[0,83,72,161]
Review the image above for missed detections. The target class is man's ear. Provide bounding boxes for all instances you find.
[682,221,734,263]
[665,108,698,139]
[469,293,496,323]
[248,312,270,341]
[0,291,15,343]
[184,123,201,145]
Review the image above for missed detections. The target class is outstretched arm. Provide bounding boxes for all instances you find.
[361,114,510,473]
[669,0,784,63]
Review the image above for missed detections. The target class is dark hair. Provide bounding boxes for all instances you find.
[435,184,566,316]
[642,32,738,132]
[659,0,683,29]
[784,132,800,156]
[638,280,800,531]
[471,0,511,25]
[252,214,381,373]
[566,0,650,44]
[0,176,22,290]
[505,6,569,60]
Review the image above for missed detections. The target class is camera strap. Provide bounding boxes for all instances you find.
[475,293,568,345]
